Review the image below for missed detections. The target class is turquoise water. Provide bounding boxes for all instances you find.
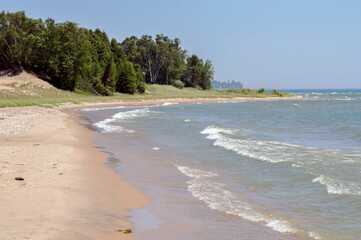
[80,89,361,240]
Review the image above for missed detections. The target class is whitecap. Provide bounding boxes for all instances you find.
[94,108,153,133]
[177,165,218,178]
[94,118,124,133]
[112,108,152,120]
[162,102,178,106]
[152,147,160,151]
[312,175,361,196]
[177,165,301,235]
[309,231,322,240]
[201,126,290,163]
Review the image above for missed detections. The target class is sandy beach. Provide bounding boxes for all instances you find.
[0,105,149,240]
[0,96,300,240]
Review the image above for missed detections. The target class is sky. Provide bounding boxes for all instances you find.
[1,0,361,89]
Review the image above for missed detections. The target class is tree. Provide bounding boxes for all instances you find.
[182,54,202,87]
[116,61,137,94]
[101,56,115,90]
[160,38,186,85]
[0,11,216,95]
[181,55,214,89]
[197,59,214,90]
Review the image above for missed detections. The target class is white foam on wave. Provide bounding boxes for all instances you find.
[112,108,152,120]
[94,108,154,133]
[152,147,160,151]
[82,106,126,111]
[309,231,322,240]
[312,175,361,196]
[334,98,354,101]
[94,118,124,133]
[201,125,361,197]
[311,92,324,96]
[162,102,179,106]
[184,119,192,122]
[217,100,238,103]
[177,165,302,235]
[201,126,292,163]
[177,165,218,178]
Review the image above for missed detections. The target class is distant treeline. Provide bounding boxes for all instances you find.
[0,11,214,95]
[212,80,243,89]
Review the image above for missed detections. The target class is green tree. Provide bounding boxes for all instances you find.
[182,54,201,87]
[197,59,214,90]
[101,56,116,90]
[116,61,137,94]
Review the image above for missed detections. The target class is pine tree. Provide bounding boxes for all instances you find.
[116,61,137,94]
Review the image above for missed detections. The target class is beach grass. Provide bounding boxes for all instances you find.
[0,84,292,108]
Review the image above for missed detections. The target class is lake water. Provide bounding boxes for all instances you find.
[79,89,361,240]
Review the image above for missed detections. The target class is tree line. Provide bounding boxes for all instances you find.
[0,11,214,95]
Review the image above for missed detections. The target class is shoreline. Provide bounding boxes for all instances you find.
[0,96,300,239]
[0,106,149,240]
[59,96,302,110]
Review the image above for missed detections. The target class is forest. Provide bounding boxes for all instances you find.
[0,11,215,95]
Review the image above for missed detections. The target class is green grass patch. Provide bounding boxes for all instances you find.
[0,84,292,108]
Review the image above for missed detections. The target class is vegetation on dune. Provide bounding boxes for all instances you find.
[0,11,291,108]
[0,83,292,108]
[0,11,215,95]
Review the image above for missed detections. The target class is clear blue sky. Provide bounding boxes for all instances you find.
[2,0,361,89]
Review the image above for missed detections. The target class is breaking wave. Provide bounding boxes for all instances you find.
[162,102,179,106]
[176,165,322,237]
[312,175,361,196]
[201,125,361,196]
[94,108,154,133]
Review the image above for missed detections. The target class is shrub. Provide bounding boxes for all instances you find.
[93,78,113,96]
[173,80,184,89]
[241,88,252,94]
[137,81,147,94]
[257,88,265,93]
[116,61,137,94]
[272,89,283,97]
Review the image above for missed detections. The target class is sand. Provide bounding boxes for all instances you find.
[0,106,149,240]
[0,96,301,240]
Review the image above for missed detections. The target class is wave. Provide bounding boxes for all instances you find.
[94,108,154,133]
[312,175,361,196]
[162,102,179,106]
[217,100,238,103]
[94,118,126,133]
[201,125,294,163]
[176,165,322,237]
[201,125,361,196]
[112,108,152,120]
